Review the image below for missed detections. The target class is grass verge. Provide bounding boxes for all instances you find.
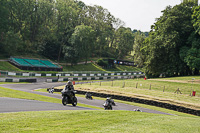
[0,110,199,133]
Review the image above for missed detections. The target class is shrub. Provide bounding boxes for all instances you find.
[97,59,108,67]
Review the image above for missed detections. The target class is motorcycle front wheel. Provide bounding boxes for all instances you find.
[62,96,67,106]
[72,97,77,106]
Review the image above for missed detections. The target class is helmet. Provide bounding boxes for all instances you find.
[67,81,73,86]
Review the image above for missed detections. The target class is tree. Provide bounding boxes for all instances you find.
[144,2,197,77]
[133,31,146,67]
[192,6,200,35]
[84,5,115,57]
[64,24,95,65]
[0,0,9,54]
[113,27,134,59]
[182,0,198,5]
[180,32,200,74]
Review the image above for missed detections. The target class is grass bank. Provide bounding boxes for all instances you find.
[0,60,141,73]
[0,110,199,133]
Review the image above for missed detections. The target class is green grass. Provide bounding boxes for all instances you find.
[0,86,102,110]
[0,82,199,132]
[156,76,200,81]
[0,61,21,71]
[0,110,199,133]
[62,63,101,71]
[115,64,143,71]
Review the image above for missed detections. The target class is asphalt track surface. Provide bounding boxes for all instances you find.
[0,82,173,115]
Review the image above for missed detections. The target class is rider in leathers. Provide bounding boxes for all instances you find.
[64,81,75,96]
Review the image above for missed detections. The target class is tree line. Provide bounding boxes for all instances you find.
[134,1,200,77]
[0,0,145,64]
[1,0,200,77]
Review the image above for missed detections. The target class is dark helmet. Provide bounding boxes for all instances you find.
[67,81,73,86]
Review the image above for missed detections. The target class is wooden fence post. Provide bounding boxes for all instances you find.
[149,84,151,90]
[122,82,125,88]
[136,82,138,88]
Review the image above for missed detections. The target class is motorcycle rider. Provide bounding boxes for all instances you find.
[103,97,112,110]
[85,92,92,99]
[64,81,75,96]
[106,97,112,104]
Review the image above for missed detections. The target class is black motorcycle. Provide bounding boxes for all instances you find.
[103,100,112,110]
[61,90,77,106]
[85,92,93,100]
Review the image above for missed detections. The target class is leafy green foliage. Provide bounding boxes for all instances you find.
[96,59,108,67]
[133,31,146,68]
[143,2,200,77]
[0,0,137,65]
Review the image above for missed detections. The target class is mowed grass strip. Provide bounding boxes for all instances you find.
[0,86,102,110]
[0,110,199,133]
[0,61,21,71]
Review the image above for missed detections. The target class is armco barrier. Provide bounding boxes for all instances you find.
[48,88,200,116]
[0,78,37,83]
[0,70,144,77]
[46,75,145,83]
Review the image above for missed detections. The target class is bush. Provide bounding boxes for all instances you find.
[97,59,108,67]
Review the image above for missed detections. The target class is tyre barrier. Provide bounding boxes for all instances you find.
[47,88,200,116]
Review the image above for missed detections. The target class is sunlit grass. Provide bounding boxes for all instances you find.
[0,110,199,133]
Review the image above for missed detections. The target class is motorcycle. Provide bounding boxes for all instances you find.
[61,90,77,106]
[85,92,93,100]
[133,108,142,112]
[103,100,112,110]
[49,87,54,94]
